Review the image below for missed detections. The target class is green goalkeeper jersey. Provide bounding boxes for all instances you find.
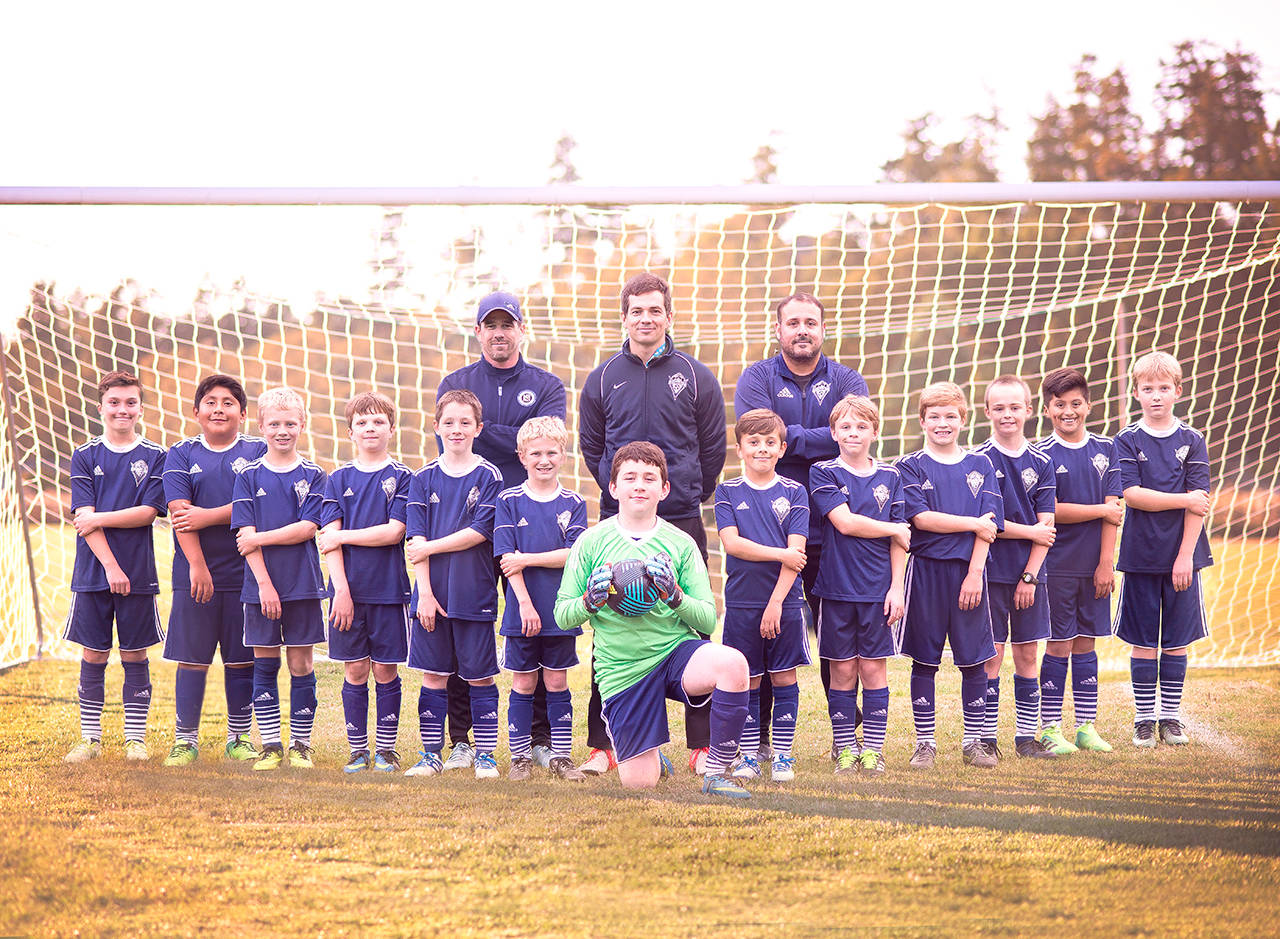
[554,516,717,700]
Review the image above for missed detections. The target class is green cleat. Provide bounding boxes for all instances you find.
[1074,721,1112,752]
[164,742,199,767]
[225,734,260,761]
[1039,725,1079,755]
[858,749,886,776]
[64,739,102,764]
[701,773,751,799]
[288,741,315,769]
[344,750,371,774]
[253,743,285,771]
[835,745,859,775]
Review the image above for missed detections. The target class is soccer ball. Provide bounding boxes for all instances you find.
[606,558,661,616]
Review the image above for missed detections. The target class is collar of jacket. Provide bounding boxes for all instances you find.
[621,335,674,367]
[475,355,527,380]
[774,352,830,382]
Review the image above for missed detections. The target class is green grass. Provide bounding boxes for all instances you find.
[3,656,1278,937]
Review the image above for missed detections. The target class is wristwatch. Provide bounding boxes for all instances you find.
[1019,571,1036,585]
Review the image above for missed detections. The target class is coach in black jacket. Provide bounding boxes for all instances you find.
[576,271,726,771]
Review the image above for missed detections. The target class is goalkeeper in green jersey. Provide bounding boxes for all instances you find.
[555,442,751,798]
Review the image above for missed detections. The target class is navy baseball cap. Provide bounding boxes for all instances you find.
[476,291,523,325]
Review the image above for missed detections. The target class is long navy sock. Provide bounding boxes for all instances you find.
[508,690,534,759]
[289,672,318,746]
[174,667,207,745]
[1013,674,1040,744]
[706,688,749,776]
[78,660,107,742]
[470,684,500,756]
[342,680,369,753]
[862,686,890,754]
[374,677,401,753]
[546,689,574,757]
[121,660,152,744]
[960,665,988,746]
[1158,653,1188,721]
[1071,652,1100,726]
[910,662,938,744]
[224,664,254,742]
[1039,654,1069,728]
[771,682,799,757]
[419,686,447,752]
[1130,656,1158,724]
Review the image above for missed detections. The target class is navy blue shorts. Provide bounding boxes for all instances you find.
[408,616,499,681]
[1115,571,1208,650]
[242,599,325,649]
[722,606,811,676]
[327,602,410,665]
[900,556,996,668]
[988,581,1051,645]
[164,590,251,665]
[501,633,579,673]
[1048,574,1114,641]
[601,639,710,763]
[815,598,895,661]
[63,590,162,653]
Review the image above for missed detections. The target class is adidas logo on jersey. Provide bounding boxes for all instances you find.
[995,470,1004,479]
[776,387,795,399]
[921,480,934,491]
[1056,465,1069,474]
[343,487,355,497]
[189,463,203,474]
[736,501,749,510]
[517,517,529,527]
[913,696,930,706]
[256,488,267,497]
[1137,451,1149,462]
[429,493,440,504]
[94,465,104,476]
[255,691,273,701]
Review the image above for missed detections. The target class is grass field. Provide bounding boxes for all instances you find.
[3,656,1278,937]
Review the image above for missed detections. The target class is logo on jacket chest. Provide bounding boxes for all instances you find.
[517,389,537,407]
[810,380,831,404]
[668,372,689,399]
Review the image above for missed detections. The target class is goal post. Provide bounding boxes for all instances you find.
[1,183,1277,669]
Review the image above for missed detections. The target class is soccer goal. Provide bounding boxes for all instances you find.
[1,182,1277,669]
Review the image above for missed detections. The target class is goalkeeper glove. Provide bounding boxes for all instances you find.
[583,564,612,613]
[646,553,682,608]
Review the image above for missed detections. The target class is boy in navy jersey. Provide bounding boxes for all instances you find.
[1037,368,1123,754]
[898,382,1002,770]
[319,392,412,774]
[231,387,328,771]
[495,416,588,782]
[973,376,1059,761]
[64,371,168,763]
[1114,352,1212,747]
[403,389,505,779]
[162,374,267,767]
[810,396,907,776]
[714,409,811,783]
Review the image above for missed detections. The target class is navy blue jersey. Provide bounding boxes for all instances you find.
[898,449,1004,562]
[320,459,413,604]
[406,458,503,621]
[69,436,168,594]
[809,459,905,602]
[163,434,268,593]
[436,357,566,486]
[1115,421,1213,573]
[733,354,870,538]
[713,474,810,610]
[493,484,588,636]
[1039,432,1123,577]
[972,441,1057,584]
[230,458,327,603]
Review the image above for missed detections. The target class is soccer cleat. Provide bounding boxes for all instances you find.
[835,745,859,775]
[1074,722,1113,752]
[909,741,936,769]
[831,735,862,762]
[579,747,616,776]
[1159,718,1190,745]
[701,773,751,800]
[1039,725,1079,755]
[443,741,475,771]
[731,755,762,779]
[404,750,443,777]
[253,743,285,771]
[343,750,371,774]
[373,750,402,772]
[225,734,260,761]
[1015,737,1058,759]
[984,741,1003,763]
[1133,720,1158,748]
[689,746,709,776]
[474,751,500,779]
[509,756,533,781]
[530,744,554,769]
[164,742,199,767]
[288,741,315,768]
[549,756,587,781]
[756,746,773,765]
[659,750,675,779]
[64,739,102,764]
[962,741,997,768]
[124,740,149,762]
[770,753,796,782]
[858,749,886,776]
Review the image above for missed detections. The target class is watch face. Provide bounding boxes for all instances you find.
[1021,572,1036,584]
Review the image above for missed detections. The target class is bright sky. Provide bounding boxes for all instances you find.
[2,0,1278,318]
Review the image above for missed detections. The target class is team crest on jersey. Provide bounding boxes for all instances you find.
[1021,468,1038,492]
[776,387,794,399]
[466,485,479,512]
[668,372,689,399]
[294,478,310,506]
[1174,445,1189,463]
[517,389,536,407]
[231,457,250,475]
[130,460,148,486]
[381,476,396,502]
[811,380,831,404]
[1091,453,1109,478]
[873,483,890,511]
[771,496,790,524]
[966,470,984,498]
[556,510,571,535]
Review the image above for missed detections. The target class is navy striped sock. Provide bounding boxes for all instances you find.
[740,687,762,758]
[983,676,1001,745]
[829,688,860,752]
[342,680,369,753]
[706,687,749,776]
[507,690,534,759]
[1130,656,1158,724]
[910,662,937,745]
[1071,652,1099,726]
[289,672,318,747]
[546,689,573,757]
[960,666,988,746]
[224,664,254,741]
[1158,653,1188,721]
[78,659,106,742]
[470,684,500,756]
[252,657,282,745]
[771,682,799,756]
[121,660,151,744]
[374,677,401,753]
[1014,674,1040,743]
[174,667,206,745]
[862,686,890,754]
[418,686,447,752]
[1039,654,1069,728]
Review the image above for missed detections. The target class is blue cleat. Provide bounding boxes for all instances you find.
[701,773,751,799]
[658,750,675,779]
